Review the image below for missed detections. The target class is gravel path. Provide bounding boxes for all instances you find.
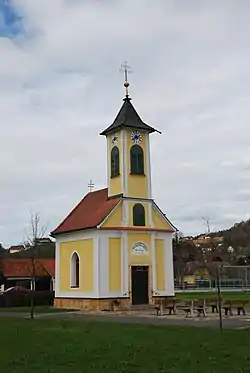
[1,310,250,329]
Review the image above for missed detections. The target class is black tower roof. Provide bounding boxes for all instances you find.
[100,96,161,136]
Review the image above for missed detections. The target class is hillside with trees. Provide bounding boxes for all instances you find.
[173,219,250,284]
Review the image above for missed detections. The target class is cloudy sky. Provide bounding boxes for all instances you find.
[1,0,250,246]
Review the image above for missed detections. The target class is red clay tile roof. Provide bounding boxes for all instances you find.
[2,259,55,278]
[51,188,121,236]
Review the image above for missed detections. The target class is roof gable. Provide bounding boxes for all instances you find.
[100,97,160,136]
[152,203,176,232]
[98,199,123,228]
[51,188,121,236]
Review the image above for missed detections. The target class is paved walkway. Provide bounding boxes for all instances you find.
[1,310,250,329]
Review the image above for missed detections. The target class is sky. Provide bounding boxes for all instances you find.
[1,0,250,246]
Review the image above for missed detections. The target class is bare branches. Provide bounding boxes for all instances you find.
[24,211,47,248]
[24,211,47,320]
[202,216,211,234]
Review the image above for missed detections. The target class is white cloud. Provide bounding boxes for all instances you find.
[1,0,250,246]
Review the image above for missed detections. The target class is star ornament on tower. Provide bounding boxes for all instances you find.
[131,130,142,144]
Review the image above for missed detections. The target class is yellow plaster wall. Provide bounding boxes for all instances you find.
[102,201,123,227]
[155,239,165,290]
[152,207,173,230]
[127,232,151,265]
[107,133,122,196]
[59,239,94,292]
[108,238,122,292]
[126,131,149,199]
[128,201,149,226]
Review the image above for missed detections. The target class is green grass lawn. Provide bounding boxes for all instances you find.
[176,291,250,301]
[0,306,71,313]
[0,318,250,373]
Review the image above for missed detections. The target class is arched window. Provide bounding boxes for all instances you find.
[71,252,80,288]
[130,145,144,174]
[111,146,120,177]
[133,203,145,226]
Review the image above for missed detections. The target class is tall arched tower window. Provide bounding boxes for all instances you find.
[133,203,145,226]
[111,146,120,177]
[71,252,80,288]
[130,145,144,174]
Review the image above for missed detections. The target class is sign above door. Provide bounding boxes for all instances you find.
[132,242,148,255]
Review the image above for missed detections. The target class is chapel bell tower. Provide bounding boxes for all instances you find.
[100,62,161,200]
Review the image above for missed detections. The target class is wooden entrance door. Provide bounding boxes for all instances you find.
[131,266,149,305]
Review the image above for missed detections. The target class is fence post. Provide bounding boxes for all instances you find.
[216,265,223,332]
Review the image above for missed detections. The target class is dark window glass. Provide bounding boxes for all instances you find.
[111,146,120,177]
[133,203,146,226]
[71,252,80,288]
[130,145,144,174]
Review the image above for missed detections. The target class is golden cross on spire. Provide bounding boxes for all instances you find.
[88,179,94,193]
[120,61,132,97]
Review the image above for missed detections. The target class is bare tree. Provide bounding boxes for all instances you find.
[201,216,211,234]
[24,211,47,319]
[201,216,223,330]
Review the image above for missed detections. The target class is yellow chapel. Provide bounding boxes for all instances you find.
[51,76,176,310]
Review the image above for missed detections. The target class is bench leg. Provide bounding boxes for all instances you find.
[160,304,164,316]
[169,306,176,315]
[212,305,218,313]
[237,307,246,316]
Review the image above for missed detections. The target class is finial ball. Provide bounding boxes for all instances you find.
[124,82,129,88]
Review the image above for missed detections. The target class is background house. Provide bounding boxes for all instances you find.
[0,237,55,291]
[2,258,55,290]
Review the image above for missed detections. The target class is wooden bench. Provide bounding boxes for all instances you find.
[175,300,194,317]
[222,300,248,316]
[206,298,219,313]
[152,298,176,316]
[193,300,207,317]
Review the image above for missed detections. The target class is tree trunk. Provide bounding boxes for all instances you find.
[30,256,35,320]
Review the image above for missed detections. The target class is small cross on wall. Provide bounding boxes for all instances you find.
[88,179,94,193]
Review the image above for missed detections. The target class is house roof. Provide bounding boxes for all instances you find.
[2,259,55,278]
[8,245,25,251]
[51,188,121,236]
[9,242,55,259]
[100,96,160,136]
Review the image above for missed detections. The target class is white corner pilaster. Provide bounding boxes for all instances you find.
[107,136,111,197]
[122,231,129,296]
[145,133,152,199]
[164,234,175,295]
[55,240,60,296]
[94,234,99,297]
[151,232,156,294]
[148,201,154,228]
[122,129,128,197]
